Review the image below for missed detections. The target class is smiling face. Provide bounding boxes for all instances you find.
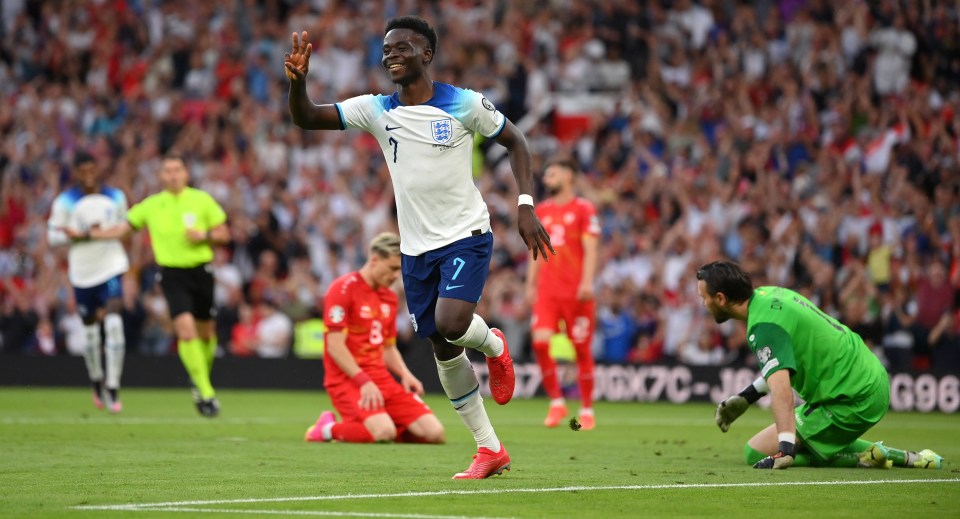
[381,28,432,86]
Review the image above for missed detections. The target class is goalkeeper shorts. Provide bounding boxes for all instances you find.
[795,383,889,461]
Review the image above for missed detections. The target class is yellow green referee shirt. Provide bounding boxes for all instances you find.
[127,187,227,268]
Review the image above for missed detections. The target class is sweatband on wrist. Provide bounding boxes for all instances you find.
[351,371,372,387]
[518,194,534,207]
[778,440,796,457]
[738,385,762,404]
[737,376,769,404]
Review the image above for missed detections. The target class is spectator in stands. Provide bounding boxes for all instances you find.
[929,309,960,372]
[631,292,664,364]
[1,288,39,354]
[913,260,957,367]
[596,286,637,364]
[880,286,916,372]
[868,13,916,95]
[254,298,292,359]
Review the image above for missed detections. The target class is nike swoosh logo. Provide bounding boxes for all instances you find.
[445,284,464,290]
[385,125,401,131]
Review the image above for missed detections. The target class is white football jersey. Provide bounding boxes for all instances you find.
[336,82,505,255]
[47,186,130,287]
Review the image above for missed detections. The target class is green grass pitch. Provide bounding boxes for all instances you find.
[1,387,957,518]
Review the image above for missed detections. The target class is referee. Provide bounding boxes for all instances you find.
[88,154,230,416]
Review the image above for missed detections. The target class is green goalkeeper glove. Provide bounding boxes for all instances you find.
[753,441,796,469]
[715,378,766,432]
[715,395,750,432]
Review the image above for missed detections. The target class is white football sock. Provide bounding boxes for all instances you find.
[448,314,503,358]
[550,398,566,407]
[83,323,103,383]
[103,314,125,389]
[321,422,334,441]
[436,352,500,451]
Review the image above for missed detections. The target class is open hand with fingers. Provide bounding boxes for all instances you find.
[715,395,750,432]
[358,381,385,411]
[400,373,425,396]
[519,206,554,261]
[284,31,312,81]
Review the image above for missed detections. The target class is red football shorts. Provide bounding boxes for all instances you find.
[326,375,432,435]
[532,294,596,344]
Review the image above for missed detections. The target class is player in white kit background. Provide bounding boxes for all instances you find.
[47,151,130,413]
[285,16,554,479]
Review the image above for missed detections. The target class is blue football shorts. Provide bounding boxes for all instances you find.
[401,232,493,338]
[73,275,123,320]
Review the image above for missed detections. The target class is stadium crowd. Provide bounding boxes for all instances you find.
[1,0,959,373]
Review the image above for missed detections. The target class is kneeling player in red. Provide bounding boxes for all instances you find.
[306,233,445,445]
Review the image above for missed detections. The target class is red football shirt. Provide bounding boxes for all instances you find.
[322,271,398,386]
[534,197,600,299]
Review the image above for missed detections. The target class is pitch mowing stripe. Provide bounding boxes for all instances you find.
[128,508,510,519]
[72,478,960,511]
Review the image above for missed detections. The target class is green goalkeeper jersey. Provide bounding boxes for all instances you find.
[746,286,887,406]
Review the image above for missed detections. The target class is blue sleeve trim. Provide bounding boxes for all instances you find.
[104,186,124,204]
[379,94,400,111]
[64,187,83,205]
[487,116,506,139]
[334,103,347,130]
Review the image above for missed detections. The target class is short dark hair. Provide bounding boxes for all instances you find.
[696,260,753,304]
[385,16,437,58]
[161,153,185,164]
[74,150,95,168]
[546,158,581,175]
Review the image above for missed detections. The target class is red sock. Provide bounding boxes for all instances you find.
[574,342,595,409]
[331,422,374,443]
[533,340,562,399]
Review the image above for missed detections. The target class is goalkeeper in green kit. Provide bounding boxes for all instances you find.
[696,260,943,470]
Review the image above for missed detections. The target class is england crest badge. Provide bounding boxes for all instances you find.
[431,118,453,143]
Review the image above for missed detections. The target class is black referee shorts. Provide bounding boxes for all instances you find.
[157,264,216,320]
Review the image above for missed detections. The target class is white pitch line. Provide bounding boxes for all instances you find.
[72,478,960,512]
[126,507,512,519]
[10,416,958,430]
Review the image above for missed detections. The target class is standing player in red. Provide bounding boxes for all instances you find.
[525,159,601,429]
[305,233,445,444]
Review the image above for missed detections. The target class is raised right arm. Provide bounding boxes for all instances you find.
[285,31,344,131]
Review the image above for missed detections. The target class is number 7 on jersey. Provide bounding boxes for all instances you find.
[388,137,399,163]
